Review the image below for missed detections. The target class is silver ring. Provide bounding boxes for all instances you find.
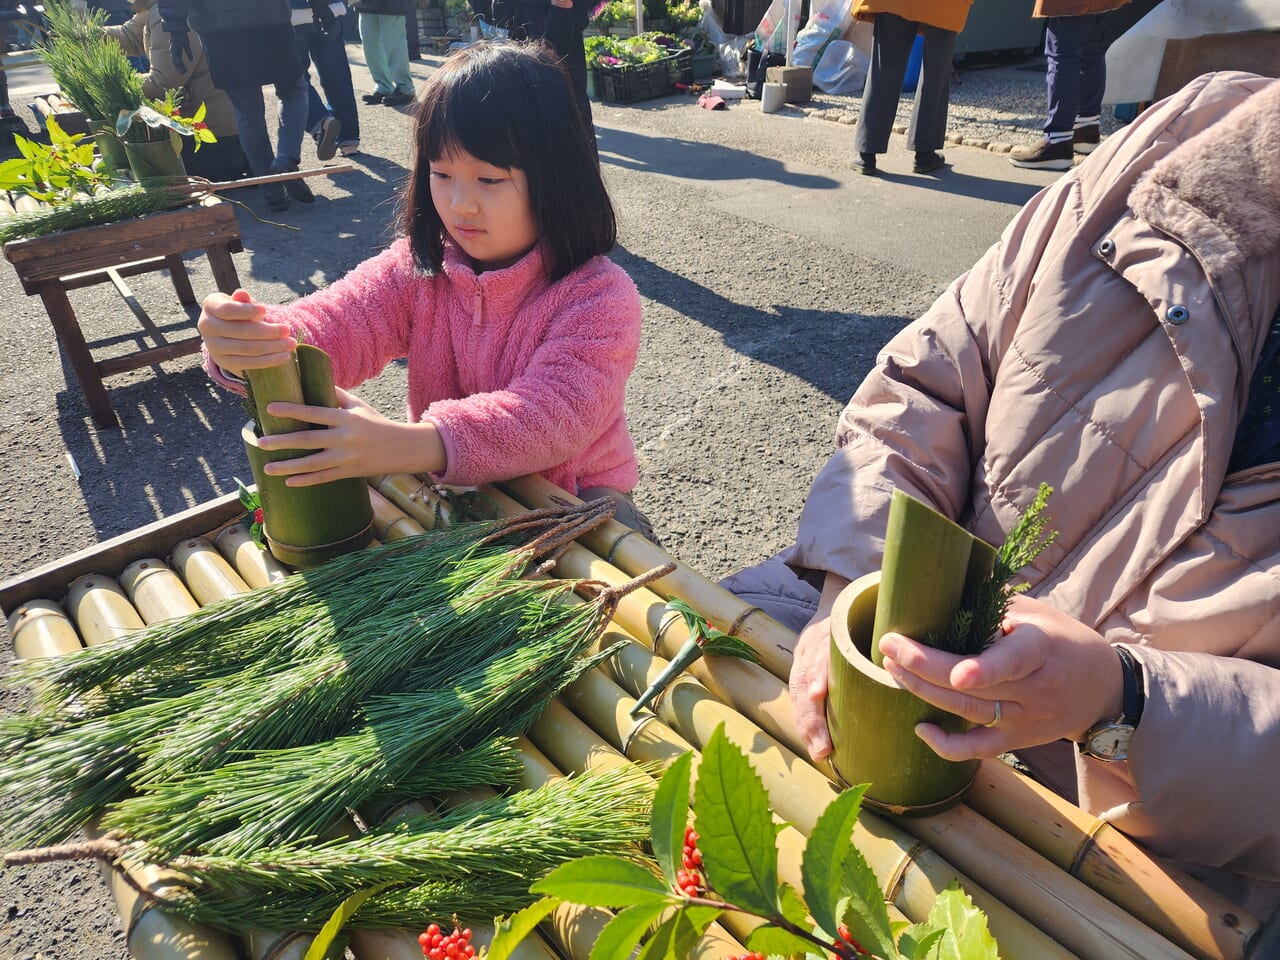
[984,700,1002,727]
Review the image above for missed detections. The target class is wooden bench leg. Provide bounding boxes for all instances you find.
[37,281,118,428]
[205,243,241,295]
[165,253,197,306]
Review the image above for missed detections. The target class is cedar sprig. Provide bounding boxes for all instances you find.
[932,483,1057,656]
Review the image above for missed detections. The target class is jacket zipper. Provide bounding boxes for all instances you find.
[472,284,483,326]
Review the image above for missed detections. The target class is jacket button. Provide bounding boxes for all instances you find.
[1167,305,1189,324]
[1099,239,1115,257]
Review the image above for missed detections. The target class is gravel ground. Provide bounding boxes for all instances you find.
[0,40,1082,960]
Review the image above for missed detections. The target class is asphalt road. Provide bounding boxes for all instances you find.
[0,44,1060,960]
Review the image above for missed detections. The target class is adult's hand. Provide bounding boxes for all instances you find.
[197,290,296,377]
[877,593,1125,760]
[788,571,850,762]
[167,27,193,72]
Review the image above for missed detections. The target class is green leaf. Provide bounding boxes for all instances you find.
[636,908,718,960]
[590,902,668,960]
[899,925,948,960]
[531,856,676,909]
[701,634,762,663]
[235,477,258,511]
[777,881,810,928]
[303,882,392,960]
[193,101,207,123]
[745,923,817,958]
[651,750,692,892]
[47,115,70,145]
[694,725,778,916]
[14,135,41,162]
[801,783,866,938]
[488,897,564,960]
[838,842,896,960]
[926,885,998,960]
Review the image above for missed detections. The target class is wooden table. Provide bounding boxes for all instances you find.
[2,197,243,428]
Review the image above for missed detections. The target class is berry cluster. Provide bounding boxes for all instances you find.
[834,924,871,957]
[675,825,705,897]
[418,921,475,960]
[726,953,766,960]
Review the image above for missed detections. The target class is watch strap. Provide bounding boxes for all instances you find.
[1115,645,1145,727]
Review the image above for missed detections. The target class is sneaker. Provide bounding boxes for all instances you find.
[912,150,946,174]
[264,183,290,213]
[1009,138,1074,170]
[270,162,316,204]
[361,92,386,105]
[312,116,341,161]
[851,152,877,176]
[338,141,362,157]
[382,90,414,107]
[1073,123,1101,154]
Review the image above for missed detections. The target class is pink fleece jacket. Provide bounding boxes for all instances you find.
[209,238,642,494]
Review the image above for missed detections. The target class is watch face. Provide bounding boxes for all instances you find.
[1084,723,1134,761]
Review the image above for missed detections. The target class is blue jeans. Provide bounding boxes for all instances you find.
[1044,13,1112,134]
[224,73,309,176]
[294,15,360,144]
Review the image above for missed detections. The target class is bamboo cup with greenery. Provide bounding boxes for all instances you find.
[242,344,374,569]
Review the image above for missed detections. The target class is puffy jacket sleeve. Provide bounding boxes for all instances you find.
[202,239,428,395]
[785,170,1079,582]
[102,13,147,57]
[426,261,641,488]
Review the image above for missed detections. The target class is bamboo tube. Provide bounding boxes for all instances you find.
[168,537,251,604]
[969,762,1257,960]
[369,487,428,542]
[64,573,145,644]
[502,474,797,681]
[120,558,201,624]
[244,929,311,960]
[214,522,291,589]
[246,356,307,437]
[8,600,83,659]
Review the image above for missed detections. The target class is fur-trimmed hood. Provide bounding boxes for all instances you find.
[1130,75,1280,267]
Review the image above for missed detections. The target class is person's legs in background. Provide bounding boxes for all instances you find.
[375,10,414,102]
[294,21,339,160]
[403,0,420,60]
[360,12,395,99]
[1072,12,1113,153]
[852,11,917,175]
[270,72,315,203]
[307,12,361,153]
[905,22,957,173]
[1009,14,1090,170]
[223,83,291,211]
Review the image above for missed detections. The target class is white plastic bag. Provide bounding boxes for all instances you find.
[698,0,748,79]
[811,38,868,95]
[753,0,804,56]
[791,0,854,69]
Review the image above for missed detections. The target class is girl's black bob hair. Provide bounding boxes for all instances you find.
[401,42,617,281]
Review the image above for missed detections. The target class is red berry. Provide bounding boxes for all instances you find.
[429,951,444,960]
[427,925,440,937]
[253,507,264,524]
[419,933,430,947]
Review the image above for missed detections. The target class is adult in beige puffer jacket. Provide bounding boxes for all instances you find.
[103,0,244,181]
[727,71,1280,913]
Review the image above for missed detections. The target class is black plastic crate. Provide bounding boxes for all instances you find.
[594,57,677,103]
[666,47,693,85]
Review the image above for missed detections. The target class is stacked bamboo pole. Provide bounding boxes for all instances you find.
[494,472,1261,960]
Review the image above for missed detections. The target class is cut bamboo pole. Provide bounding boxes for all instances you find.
[119,558,200,624]
[369,487,428,542]
[64,573,145,644]
[168,537,250,604]
[496,474,1252,960]
[8,600,83,659]
[214,522,291,589]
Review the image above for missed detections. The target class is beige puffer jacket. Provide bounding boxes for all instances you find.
[787,71,1280,912]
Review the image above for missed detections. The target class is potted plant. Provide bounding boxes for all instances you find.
[241,344,375,569]
[826,487,1055,815]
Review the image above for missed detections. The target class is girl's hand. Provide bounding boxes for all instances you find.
[197,289,296,376]
[877,594,1124,760]
[258,388,447,486]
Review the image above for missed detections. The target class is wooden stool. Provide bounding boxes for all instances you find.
[2,197,244,428]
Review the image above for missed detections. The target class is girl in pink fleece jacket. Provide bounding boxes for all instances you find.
[199,43,650,530]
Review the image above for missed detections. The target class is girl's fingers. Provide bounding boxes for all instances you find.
[262,403,344,427]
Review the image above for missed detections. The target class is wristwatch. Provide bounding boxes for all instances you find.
[1078,646,1144,762]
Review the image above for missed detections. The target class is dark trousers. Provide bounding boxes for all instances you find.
[1044,12,1112,134]
[295,16,361,143]
[854,12,956,155]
